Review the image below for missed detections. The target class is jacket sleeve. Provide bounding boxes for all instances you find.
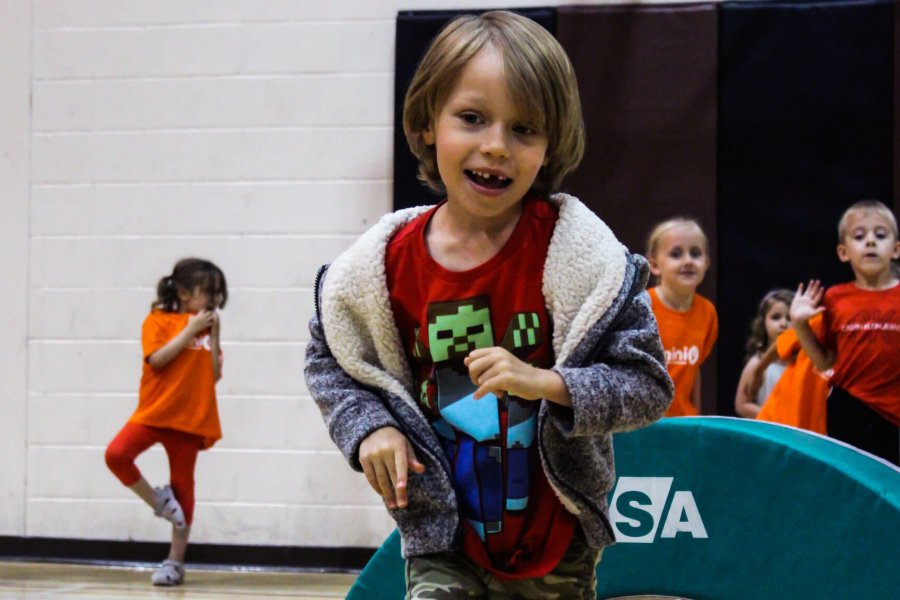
[305,312,400,473]
[549,286,674,437]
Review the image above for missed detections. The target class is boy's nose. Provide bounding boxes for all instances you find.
[481,126,510,158]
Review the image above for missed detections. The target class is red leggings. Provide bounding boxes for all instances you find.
[105,423,202,525]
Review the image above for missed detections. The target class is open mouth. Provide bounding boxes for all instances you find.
[465,169,512,189]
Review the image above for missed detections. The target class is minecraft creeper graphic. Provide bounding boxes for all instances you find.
[423,297,543,540]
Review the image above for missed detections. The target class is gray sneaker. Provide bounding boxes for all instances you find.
[153,485,187,530]
[151,559,184,586]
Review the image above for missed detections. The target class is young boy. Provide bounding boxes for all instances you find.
[305,11,673,597]
[790,200,900,465]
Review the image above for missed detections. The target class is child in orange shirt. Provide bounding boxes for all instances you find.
[734,289,793,418]
[105,258,227,586]
[646,218,718,416]
[791,200,900,464]
[754,315,830,435]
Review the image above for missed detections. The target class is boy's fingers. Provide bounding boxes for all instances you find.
[407,441,426,474]
[466,355,489,384]
[373,462,396,508]
[393,452,408,508]
[473,380,502,401]
[361,461,381,496]
[465,348,489,363]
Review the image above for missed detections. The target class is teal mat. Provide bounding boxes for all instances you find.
[347,417,900,600]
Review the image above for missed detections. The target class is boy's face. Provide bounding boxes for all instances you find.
[422,46,549,223]
[837,210,900,279]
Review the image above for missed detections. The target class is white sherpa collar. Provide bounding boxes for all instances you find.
[543,194,627,364]
[320,194,627,413]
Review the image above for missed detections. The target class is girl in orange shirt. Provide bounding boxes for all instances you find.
[645,218,718,416]
[105,258,227,586]
[754,314,830,435]
[734,289,793,418]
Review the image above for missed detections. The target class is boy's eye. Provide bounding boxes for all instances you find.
[669,249,682,259]
[513,124,536,135]
[459,112,482,125]
[690,248,704,258]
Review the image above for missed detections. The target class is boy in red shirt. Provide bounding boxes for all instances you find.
[791,200,900,464]
[305,11,673,598]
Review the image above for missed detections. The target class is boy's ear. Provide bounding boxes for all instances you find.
[836,243,851,263]
[893,240,900,260]
[422,124,435,146]
[648,257,661,276]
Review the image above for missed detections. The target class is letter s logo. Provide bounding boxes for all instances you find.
[615,491,655,538]
[610,477,673,543]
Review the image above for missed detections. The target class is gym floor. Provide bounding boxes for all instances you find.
[0,561,357,599]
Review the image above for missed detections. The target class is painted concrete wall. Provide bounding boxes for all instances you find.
[2,0,676,549]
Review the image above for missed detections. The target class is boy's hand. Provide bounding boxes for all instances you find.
[465,347,571,406]
[790,280,825,324]
[359,426,425,510]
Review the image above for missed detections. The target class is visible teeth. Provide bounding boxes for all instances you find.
[471,170,508,181]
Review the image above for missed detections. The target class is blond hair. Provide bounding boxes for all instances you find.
[403,11,585,196]
[837,200,898,242]
[645,217,710,260]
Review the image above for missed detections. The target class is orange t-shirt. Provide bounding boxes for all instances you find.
[756,316,829,435]
[648,288,718,417]
[129,310,222,449]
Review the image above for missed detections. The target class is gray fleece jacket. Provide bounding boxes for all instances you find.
[304,193,673,558]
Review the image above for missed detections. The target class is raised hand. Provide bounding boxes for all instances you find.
[789,280,825,324]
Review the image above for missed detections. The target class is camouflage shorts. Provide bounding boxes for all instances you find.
[405,530,601,599]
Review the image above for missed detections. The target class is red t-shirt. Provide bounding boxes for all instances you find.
[821,282,900,425]
[385,197,576,579]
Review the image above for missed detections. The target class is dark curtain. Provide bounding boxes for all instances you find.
[717,0,894,415]
[557,3,720,412]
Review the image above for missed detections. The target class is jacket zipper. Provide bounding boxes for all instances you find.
[539,261,643,540]
[538,416,616,540]
[313,264,328,321]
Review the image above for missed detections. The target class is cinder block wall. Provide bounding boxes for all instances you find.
[0,0,636,549]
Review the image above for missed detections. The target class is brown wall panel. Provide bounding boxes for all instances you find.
[557,4,719,412]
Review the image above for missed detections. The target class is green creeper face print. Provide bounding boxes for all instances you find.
[500,311,542,359]
[426,296,493,363]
